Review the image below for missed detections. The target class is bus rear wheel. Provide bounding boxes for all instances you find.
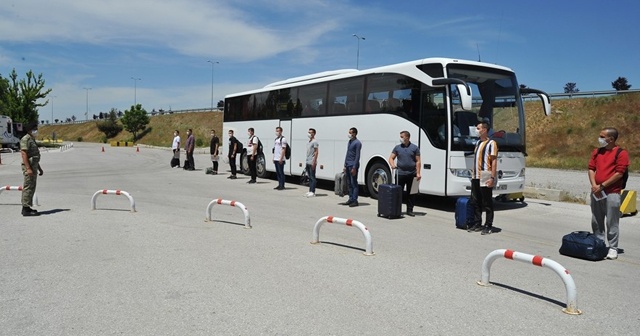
[240,152,250,175]
[256,153,269,178]
[366,162,390,200]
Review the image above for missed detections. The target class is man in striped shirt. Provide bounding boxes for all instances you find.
[467,121,498,235]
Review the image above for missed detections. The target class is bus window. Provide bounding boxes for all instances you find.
[299,83,327,116]
[328,77,364,115]
[420,89,447,149]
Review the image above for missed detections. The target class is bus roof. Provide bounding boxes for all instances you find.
[225,57,514,99]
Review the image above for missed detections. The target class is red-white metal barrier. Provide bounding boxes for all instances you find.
[477,249,581,315]
[205,198,251,229]
[311,216,374,256]
[91,189,136,212]
[0,185,39,206]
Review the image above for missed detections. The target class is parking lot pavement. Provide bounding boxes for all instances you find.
[1,142,639,335]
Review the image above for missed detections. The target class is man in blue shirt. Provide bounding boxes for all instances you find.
[388,131,421,216]
[342,127,362,207]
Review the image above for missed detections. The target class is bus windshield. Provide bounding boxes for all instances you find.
[445,64,525,153]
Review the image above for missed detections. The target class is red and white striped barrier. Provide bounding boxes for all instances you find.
[205,198,251,229]
[0,185,39,206]
[91,189,136,212]
[477,249,581,315]
[311,216,374,256]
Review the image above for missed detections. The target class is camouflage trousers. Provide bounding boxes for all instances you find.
[21,162,39,207]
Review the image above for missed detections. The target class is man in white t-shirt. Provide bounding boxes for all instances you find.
[273,126,288,190]
[171,130,181,167]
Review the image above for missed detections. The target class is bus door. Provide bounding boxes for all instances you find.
[279,119,293,174]
[418,89,448,195]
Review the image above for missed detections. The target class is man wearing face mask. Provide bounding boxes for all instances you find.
[20,121,43,216]
[227,130,239,179]
[184,128,195,171]
[388,131,421,216]
[342,127,362,207]
[588,127,629,260]
[209,129,220,174]
[467,121,498,235]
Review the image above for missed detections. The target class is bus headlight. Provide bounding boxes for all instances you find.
[450,169,472,178]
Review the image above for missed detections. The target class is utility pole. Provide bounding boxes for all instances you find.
[83,88,91,121]
[207,60,219,110]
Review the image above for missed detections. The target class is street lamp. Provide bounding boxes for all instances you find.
[50,95,57,124]
[207,60,219,110]
[83,87,91,121]
[352,34,365,70]
[131,77,141,106]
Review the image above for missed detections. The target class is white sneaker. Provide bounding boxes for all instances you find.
[606,248,618,260]
[306,192,315,198]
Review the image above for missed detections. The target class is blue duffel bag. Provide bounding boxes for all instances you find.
[559,231,608,261]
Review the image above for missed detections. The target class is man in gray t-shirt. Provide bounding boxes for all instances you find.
[305,128,319,197]
[388,130,421,216]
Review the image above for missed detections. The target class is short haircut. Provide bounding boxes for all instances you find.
[174,130,179,134]
[276,126,282,132]
[350,127,358,135]
[188,128,193,133]
[248,127,254,133]
[309,128,316,134]
[603,127,619,141]
[228,130,234,134]
[211,129,216,133]
[478,122,490,130]
[400,130,411,138]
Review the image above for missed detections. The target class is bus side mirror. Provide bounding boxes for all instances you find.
[521,88,551,116]
[456,84,472,111]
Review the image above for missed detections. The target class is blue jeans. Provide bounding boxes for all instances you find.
[306,164,317,193]
[346,166,358,202]
[274,160,285,188]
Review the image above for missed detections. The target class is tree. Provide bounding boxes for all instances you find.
[96,108,123,139]
[564,82,579,94]
[0,69,52,124]
[217,100,224,109]
[611,77,631,91]
[71,115,76,122]
[121,104,150,141]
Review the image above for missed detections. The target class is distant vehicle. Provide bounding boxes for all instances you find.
[1,115,21,150]
[223,57,551,199]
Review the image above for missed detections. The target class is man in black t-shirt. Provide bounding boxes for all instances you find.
[227,130,239,179]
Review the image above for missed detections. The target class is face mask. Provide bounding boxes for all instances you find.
[275,132,280,137]
[399,138,404,144]
[348,134,353,139]
[308,133,312,139]
[32,130,38,135]
[598,137,608,148]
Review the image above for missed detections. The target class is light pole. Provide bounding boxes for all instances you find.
[207,60,219,110]
[131,77,141,106]
[352,34,365,70]
[50,95,57,124]
[83,88,91,121]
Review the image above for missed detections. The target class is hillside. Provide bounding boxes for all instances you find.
[36,93,640,171]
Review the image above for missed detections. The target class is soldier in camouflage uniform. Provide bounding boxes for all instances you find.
[20,121,43,216]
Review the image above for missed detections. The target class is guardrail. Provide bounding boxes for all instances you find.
[523,88,640,101]
[477,249,581,315]
[311,216,374,256]
[0,186,39,206]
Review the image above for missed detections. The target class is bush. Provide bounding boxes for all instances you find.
[77,136,83,142]
[196,138,204,147]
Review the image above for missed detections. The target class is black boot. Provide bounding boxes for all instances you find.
[22,206,39,216]
[406,207,415,217]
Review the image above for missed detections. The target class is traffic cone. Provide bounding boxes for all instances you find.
[101,146,105,152]
[136,146,140,152]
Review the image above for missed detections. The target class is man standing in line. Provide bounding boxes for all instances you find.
[305,128,319,197]
[342,127,362,207]
[247,127,259,184]
[467,121,498,235]
[273,126,288,190]
[20,121,43,216]
[588,127,629,260]
[210,129,220,174]
[184,128,195,171]
[171,130,181,168]
[227,130,239,179]
[388,130,421,217]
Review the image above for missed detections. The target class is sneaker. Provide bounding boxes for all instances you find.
[348,202,359,207]
[606,248,618,260]
[467,224,483,232]
[341,201,353,206]
[247,180,256,184]
[306,192,315,198]
[229,175,237,179]
[481,226,492,235]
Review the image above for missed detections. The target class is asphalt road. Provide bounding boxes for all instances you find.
[1,143,639,335]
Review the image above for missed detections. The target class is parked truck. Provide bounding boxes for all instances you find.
[1,115,21,150]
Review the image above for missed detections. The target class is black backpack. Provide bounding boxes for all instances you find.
[251,136,263,155]
[279,137,291,159]
[235,138,243,153]
[615,147,629,189]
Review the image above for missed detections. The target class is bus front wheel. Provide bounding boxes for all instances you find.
[366,162,390,200]
[240,152,250,175]
[256,153,269,178]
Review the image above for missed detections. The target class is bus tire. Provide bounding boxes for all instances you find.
[366,161,390,200]
[256,153,270,178]
[240,152,250,175]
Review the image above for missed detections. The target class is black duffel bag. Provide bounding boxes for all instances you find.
[559,231,608,261]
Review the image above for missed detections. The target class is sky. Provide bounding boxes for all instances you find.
[1,0,639,122]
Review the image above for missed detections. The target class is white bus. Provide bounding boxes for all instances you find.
[223,57,550,199]
[1,115,21,150]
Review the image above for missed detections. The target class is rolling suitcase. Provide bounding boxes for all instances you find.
[334,172,349,197]
[559,231,608,261]
[455,197,474,229]
[377,170,402,219]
